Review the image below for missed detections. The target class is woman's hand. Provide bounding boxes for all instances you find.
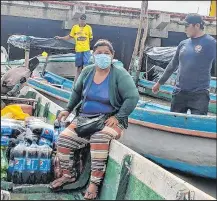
[57,110,70,121]
[105,116,119,128]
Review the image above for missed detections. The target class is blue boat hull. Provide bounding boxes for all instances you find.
[135,101,216,133]
[121,119,216,179]
[144,154,216,179]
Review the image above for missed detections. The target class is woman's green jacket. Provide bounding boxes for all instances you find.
[66,64,139,129]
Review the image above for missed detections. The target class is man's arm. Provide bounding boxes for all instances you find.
[158,45,181,85]
[55,35,72,40]
[211,40,216,77]
[55,26,75,40]
[212,59,216,77]
[89,26,93,41]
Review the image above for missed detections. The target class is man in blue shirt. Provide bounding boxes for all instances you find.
[152,14,216,115]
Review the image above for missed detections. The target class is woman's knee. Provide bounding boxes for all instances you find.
[59,122,77,138]
[90,125,124,142]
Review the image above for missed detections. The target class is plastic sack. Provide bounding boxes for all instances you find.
[1,118,25,127]
[25,117,46,127]
[144,46,177,66]
[1,105,30,120]
[1,118,26,138]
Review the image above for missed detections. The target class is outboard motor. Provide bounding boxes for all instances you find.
[1,57,39,96]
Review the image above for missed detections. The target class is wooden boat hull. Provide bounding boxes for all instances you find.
[138,79,217,114]
[3,86,213,200]
[27,73,71,108]
[123,105,216,179]
[121,120,216,179]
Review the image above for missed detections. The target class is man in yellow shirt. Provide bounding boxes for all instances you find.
[55,14,93,82]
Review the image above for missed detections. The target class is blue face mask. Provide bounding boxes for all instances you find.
[94,54,112,69]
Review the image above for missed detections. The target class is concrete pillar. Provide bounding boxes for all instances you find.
[155,13,170,30]
[149,13,170,38]
[149,28,168,38]
[146,37,161,47]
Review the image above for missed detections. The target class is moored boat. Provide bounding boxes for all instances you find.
[138,78,217,114]
[120,101,216,179]
[1,35,76,79]
[1,86,215,200]
[1,53,77,77]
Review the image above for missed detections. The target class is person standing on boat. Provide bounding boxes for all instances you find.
[55,14,93,83]
[50,39,139,199]
[152,14,216,115]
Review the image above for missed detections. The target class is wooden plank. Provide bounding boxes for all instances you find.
[135,1,149,86]
[128,1,146,75]
[1,96,37,102]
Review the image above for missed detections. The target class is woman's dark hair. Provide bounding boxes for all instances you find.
[93,39,115,54]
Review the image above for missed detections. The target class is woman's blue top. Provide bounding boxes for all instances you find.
[81,73,114,115]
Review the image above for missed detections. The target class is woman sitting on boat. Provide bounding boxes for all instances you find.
[50,39,139,199]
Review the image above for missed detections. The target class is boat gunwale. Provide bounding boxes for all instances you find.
[138,79,217,101]
[129,118,216,139]
[28,78,216,120]
[42,71,73,84]
[109,140,216,200]
[27,83,69,103]
[27,78,71,94]
[134,106,216,120]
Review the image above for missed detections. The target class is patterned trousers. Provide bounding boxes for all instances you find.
[57,121,124,185]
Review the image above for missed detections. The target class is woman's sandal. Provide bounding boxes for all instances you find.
[49,174,77,190]
[84,183,99,200]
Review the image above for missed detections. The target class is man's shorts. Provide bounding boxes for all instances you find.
[75,51,91,68]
